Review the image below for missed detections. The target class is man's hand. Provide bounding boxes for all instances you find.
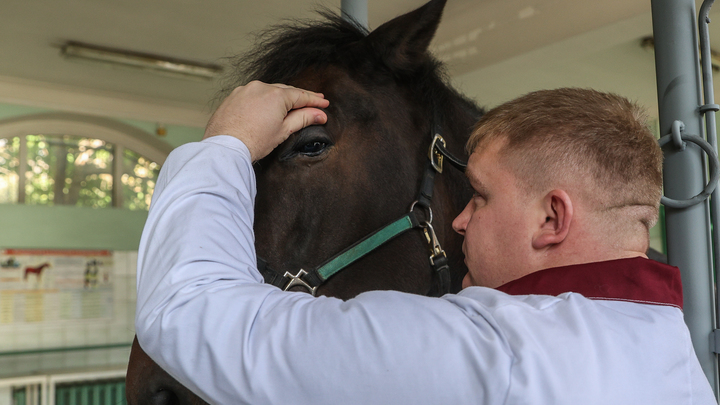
[204,81,330,161]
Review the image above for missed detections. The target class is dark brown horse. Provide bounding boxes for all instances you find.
[126,0,482,403]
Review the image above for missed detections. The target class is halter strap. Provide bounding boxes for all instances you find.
[258,106,468,297]
[316,212,421,280]
[259,212,423,294]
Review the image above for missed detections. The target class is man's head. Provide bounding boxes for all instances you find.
[453,88,663,288]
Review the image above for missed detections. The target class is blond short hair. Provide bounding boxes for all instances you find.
[467,88,662,229]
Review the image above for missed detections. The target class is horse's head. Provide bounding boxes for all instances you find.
[246,0,481,299]
[127,1,482,403]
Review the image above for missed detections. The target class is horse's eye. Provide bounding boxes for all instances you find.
[298,141,327,156]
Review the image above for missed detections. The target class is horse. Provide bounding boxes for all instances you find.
[126,0,482,403]
[23,262,50,280]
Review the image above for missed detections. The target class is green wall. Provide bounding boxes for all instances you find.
[0,204,148,250]
[119,118,203,149]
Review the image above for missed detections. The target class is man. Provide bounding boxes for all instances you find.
[135,81,716,404]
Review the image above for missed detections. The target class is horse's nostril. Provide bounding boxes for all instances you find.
[149,388,180,405]
[131,379,205,405]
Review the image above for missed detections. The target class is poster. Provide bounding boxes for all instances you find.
[0,249,113,324]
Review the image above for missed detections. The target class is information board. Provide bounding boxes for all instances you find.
[0,249,113,324]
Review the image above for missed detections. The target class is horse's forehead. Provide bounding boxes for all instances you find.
[289,65,377,96]
[290,65,417,126]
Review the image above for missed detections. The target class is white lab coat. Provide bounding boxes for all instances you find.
[136,136,716,405]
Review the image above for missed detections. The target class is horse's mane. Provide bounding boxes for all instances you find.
[217,9,483,126]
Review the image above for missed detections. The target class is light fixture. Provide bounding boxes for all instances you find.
[60,41,223,80]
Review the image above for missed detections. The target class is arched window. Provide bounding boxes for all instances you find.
[0,112,172,210]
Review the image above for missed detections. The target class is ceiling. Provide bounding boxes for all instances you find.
[0,0,718,126]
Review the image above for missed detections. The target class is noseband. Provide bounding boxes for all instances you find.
[258,125,467,297]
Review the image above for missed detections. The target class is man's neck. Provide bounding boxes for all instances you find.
[534,233,649,276]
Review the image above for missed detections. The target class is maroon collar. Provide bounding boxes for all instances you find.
[495,257,683,309]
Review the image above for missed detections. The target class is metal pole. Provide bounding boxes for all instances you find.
[651,0,719,396]
[341,0,368,30]
[699,0,720,349]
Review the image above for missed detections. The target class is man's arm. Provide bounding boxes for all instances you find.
[135,84,511,404]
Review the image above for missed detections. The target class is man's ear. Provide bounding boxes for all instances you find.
[532,189,573,250]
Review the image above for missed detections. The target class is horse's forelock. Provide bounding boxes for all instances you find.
[216,7,455,108]
[216,10,366,100]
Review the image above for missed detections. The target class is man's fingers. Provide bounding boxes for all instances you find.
[283,108,328,136]
[284,88,329,112]
[270,83,325,99]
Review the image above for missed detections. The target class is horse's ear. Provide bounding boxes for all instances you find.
[364,0,446,73]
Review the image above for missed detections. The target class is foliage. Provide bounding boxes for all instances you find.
[0,137,19,204]
[0,134,160,210]
[25,134,113,208]
[121,149,159,211]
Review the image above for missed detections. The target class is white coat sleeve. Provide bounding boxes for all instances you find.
[135,135,512,405]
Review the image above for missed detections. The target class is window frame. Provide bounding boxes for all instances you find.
[0,112,172,208]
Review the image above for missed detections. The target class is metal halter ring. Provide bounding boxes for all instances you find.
[659,121,720,209]
[409,200,433,224]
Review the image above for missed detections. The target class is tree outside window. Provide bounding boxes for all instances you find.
[0,134,160,210]
[0,137,20,204]
[122,148,159,211]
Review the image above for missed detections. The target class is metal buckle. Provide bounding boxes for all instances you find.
[429,134,446,173]
[282,269,318,296]
[422,222,446,264]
